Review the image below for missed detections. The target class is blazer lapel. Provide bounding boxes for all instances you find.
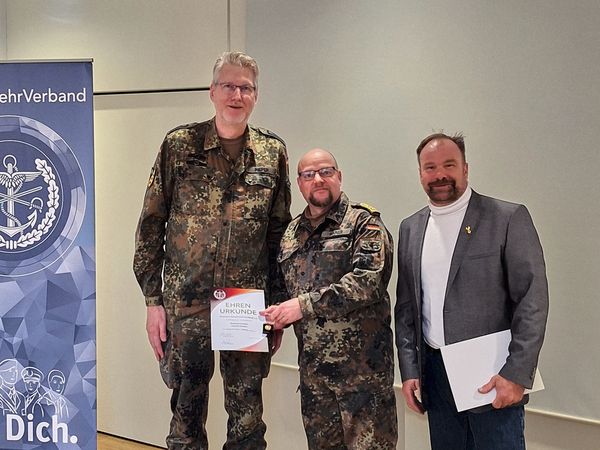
[445,191,482,298]
[413,208,430,313]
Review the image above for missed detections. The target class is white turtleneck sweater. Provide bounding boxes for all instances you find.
[421,186,472,349]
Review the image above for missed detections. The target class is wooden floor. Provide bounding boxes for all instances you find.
[98,433,165,450]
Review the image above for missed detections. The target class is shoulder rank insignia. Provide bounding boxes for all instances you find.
[256,127,286,145]
[167,122,199,135]
[354,202,380,215]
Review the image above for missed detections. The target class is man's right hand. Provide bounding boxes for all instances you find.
[402,378,425,414]
[146,305,167,361]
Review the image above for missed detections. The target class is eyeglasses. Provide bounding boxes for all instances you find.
[215,82,256,96]
[298,166,338,181]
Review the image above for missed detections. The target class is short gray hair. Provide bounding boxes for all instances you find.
[212,51,259,89]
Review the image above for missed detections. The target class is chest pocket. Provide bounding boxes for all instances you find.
[242,167,277,219]
[319,228,352,252]
[314,228,353,278]
[277,239,303,292]
[173,165,215,214]
[277,240,300,263]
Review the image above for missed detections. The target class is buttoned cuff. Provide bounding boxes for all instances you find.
[298,292,317,319]
[499,364,535,390]
[145,295,163,307]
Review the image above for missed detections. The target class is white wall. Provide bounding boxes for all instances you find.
[4,1,600,449]
[246,0,600,448]
[4,0,227,91]
[0,1,6,59]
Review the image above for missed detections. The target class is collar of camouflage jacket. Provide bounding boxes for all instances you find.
[299,192,348,231]
[203,117,256,156]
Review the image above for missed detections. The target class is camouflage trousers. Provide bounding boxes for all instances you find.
[299,371,398,450]
[160,308,271,450]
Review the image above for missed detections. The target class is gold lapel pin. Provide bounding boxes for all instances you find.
[465,226,472,235]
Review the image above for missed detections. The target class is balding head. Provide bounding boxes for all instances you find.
[297,148,338,174]
[296,148,342,216]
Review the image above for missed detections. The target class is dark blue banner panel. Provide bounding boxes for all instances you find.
[0,61,96,450]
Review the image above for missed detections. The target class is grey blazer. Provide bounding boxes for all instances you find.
[395,191,548,406]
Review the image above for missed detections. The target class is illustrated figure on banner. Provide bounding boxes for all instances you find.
[43,369,69,419]
[0,359,25,416]
[0,360,69,420]
[21,366,46,418]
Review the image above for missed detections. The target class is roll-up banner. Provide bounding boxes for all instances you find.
[0,61,96,449]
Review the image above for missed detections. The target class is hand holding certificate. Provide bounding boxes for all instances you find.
[440,330,544,412]
[210,288,270,352]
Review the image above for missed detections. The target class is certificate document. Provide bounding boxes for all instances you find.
[210,288,269,352]
[440,330,544,412]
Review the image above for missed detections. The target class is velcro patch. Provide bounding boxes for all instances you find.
[361,240,382,252]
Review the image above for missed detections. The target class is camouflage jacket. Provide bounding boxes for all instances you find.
[278,193,394,379]
[134,118,291,318]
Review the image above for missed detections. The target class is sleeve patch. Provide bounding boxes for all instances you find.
[361,240,382,252]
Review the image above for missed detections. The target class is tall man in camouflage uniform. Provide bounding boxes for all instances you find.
[134,52,291,450]
[261,149,397,449]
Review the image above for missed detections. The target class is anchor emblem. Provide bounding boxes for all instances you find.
[0,154,59,250]
[0,155,43,237]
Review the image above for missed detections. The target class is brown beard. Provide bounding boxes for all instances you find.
[427,179,459,203]
[309,190,334,208]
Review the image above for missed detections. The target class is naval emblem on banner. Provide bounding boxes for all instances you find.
[0,115,86,277]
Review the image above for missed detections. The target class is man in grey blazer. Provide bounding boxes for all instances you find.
[395,132,549,449]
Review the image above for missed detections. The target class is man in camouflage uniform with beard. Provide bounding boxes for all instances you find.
[261,149,397,449]
[134,51,291,450]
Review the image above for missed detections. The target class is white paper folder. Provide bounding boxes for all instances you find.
[440,330,544,412]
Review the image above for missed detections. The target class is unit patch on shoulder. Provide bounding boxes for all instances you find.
[361,240,382,252]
